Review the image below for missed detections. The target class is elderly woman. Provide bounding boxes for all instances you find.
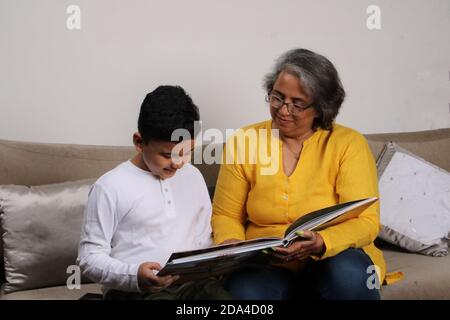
[212,48,386,300]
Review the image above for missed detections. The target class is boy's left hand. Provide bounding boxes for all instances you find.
[137,262,179,293]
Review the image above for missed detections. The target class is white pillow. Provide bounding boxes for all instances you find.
[377,143,450,256]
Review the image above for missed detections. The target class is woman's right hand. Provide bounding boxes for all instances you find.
[137,262,179,293]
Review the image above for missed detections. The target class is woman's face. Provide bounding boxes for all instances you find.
[270,71,317,137]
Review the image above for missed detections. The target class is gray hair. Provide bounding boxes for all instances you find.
[263,48,345,130]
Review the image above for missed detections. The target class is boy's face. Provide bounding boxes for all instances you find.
[133,133,195,180]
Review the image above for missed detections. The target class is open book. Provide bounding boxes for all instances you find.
[158,197,378,282]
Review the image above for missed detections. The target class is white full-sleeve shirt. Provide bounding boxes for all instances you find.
[77,160,213,293]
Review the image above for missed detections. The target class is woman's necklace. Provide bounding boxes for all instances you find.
[282,129,314,160]
[284,143,302,160]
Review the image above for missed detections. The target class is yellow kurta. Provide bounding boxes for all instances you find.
[212,120,386,283]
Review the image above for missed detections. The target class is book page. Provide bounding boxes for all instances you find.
[283,197,378,243]
[170,237,283,264]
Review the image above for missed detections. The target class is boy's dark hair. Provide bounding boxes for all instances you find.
[138,85,200,144]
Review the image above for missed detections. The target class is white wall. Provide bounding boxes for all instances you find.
[0,0,449,146]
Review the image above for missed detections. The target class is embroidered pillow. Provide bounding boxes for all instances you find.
[377,143,450,256]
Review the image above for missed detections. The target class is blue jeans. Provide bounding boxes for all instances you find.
[225,248,380,300]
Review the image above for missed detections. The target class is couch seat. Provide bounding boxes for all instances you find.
[0,283,102,300]
[381,247,450,299]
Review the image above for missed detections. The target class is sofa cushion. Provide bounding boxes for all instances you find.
[377,143,450,256]
[0,139,135,186]
[365,128,450,173]
[0,179,94,293]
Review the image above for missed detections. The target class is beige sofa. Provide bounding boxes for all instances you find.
[1,127,449,300]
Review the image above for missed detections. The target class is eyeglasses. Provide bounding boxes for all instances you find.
[265,93,313,115]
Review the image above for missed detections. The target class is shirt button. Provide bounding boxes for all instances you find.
[168,200,172,204]
[164,188,168,192]
[282,194,288,200]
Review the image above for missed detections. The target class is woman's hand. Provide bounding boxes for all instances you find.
[137,262,179,293]
[274,231,325,262]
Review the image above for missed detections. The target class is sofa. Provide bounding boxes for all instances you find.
[1,127,449,300]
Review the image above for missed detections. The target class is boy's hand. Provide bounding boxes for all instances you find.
[137,262,179,293]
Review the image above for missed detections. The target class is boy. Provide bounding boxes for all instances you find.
[77,86,230,299]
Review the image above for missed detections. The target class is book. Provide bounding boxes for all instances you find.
[157,197,378,282]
